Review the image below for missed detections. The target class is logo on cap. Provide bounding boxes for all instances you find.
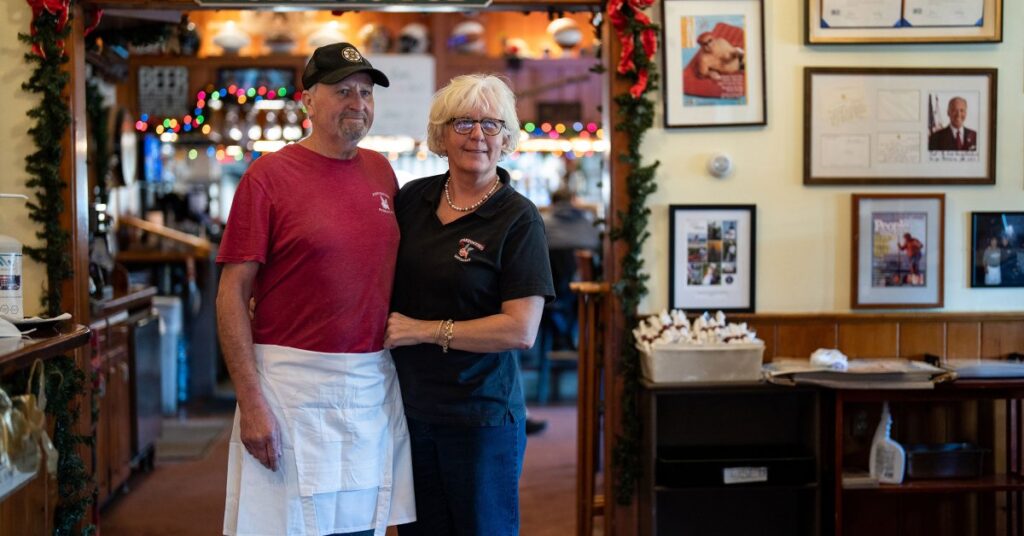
[341,47,362,63]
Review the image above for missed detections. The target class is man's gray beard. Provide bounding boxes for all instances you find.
[340,121,368,142]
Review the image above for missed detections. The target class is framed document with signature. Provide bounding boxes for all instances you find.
[807,0,1002,44]
[804,67,996,185]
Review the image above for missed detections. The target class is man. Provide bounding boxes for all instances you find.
[898,232,924,277]
[530,188,601,414]
[928,96,977,151]
[217,43,415,536]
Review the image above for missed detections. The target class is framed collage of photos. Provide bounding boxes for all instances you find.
[851,194,945,309]
[971,212,1024,288]
[661,0,766,128]
[669,205,756,312]
[806,0,1003,44]
[804,67,996,185]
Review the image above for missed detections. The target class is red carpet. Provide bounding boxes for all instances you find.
[102,405,578,535]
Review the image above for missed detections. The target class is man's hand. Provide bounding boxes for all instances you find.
[239,398,282,471]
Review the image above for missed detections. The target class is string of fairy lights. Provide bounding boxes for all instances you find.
[136,84,606,164]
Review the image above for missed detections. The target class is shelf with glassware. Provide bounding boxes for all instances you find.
[119,65,607,210]
[833,382,1024,536]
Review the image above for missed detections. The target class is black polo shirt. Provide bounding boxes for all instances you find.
[391,167,555,426]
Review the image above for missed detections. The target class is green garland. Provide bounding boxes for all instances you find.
[46,357,94,536]
[18,7,94,535]
[607,3,660,505]
[19,9,73,318]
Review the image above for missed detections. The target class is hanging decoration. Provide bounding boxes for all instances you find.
[18,1,95,533]
[20,1,73,317]
[606,0,661,506]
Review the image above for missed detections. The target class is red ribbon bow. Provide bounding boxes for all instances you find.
[608,0,658,98]
[26,0,71,58]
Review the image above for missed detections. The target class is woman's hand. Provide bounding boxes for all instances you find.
[384,312,434,349]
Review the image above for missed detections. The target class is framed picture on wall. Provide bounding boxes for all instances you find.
[852,194,944,309]
[669,205,756,312]
[806,0,1003,44]
[661,0,766,128]
[805,67,997,185]
[971,212,1024,288]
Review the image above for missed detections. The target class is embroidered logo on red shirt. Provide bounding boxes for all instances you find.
[372,192,393,214]
[454,238,485,262]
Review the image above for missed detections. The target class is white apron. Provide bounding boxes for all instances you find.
[224,345,415,536]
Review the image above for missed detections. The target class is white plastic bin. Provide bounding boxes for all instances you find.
[153,296,182,415]
[641,341,765,383]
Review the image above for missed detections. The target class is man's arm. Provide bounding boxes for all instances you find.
[216,261,281,471]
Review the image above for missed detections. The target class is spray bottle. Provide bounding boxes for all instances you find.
[869,401,906,484]
[0,194,29,319]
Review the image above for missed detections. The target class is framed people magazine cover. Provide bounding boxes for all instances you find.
[661,0,766,128]
[851,194,944,309]
[805,67,996,185]
[806,0,1003,44]
[971,212,1024,288]
[669,205,756,312]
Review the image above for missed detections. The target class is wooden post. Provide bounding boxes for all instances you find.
[602,11,639,536]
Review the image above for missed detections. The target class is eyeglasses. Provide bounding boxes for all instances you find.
[450,117,505,136]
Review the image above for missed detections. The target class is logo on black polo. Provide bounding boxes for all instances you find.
[454,238,485,262]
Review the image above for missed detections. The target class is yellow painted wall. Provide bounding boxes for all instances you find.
[0,1,45,316]
[641,0,1024,314]
[0,1,1020,317]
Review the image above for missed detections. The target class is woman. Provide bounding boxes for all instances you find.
[384,74,554,535]
[983,236,1002,285]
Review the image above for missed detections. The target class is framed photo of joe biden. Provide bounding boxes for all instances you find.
[804,67,996,185]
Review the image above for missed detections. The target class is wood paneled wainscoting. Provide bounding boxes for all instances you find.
[731,312,1024,363]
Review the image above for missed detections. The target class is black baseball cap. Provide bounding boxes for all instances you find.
[302,42,390,90]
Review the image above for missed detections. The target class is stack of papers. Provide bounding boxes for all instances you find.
[765,358,949,389]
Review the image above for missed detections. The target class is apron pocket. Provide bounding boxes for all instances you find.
[289,404,389,496]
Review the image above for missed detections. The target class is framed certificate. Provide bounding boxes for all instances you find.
[804,67,997,185]
[807,0,1002,44]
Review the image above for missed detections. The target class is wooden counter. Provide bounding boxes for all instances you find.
[0,323,90,376]
[0,322,90,536]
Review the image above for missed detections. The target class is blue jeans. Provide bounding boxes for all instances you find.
[397,417,527,536]
[329,531,374,536]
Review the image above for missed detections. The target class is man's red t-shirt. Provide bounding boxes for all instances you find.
[217,143,399,353]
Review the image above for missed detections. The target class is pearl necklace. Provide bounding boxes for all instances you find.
[444,176,501,212]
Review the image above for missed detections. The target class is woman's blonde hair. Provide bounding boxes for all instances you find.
[426,74,519,157]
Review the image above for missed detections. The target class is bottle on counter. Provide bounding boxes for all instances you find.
[0,194,29,319]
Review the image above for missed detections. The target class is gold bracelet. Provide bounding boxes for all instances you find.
[433,320,444,345]
[441,319,454,353]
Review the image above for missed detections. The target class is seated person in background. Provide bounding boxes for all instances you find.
[695,32,744,80]
[542,188,601,350]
